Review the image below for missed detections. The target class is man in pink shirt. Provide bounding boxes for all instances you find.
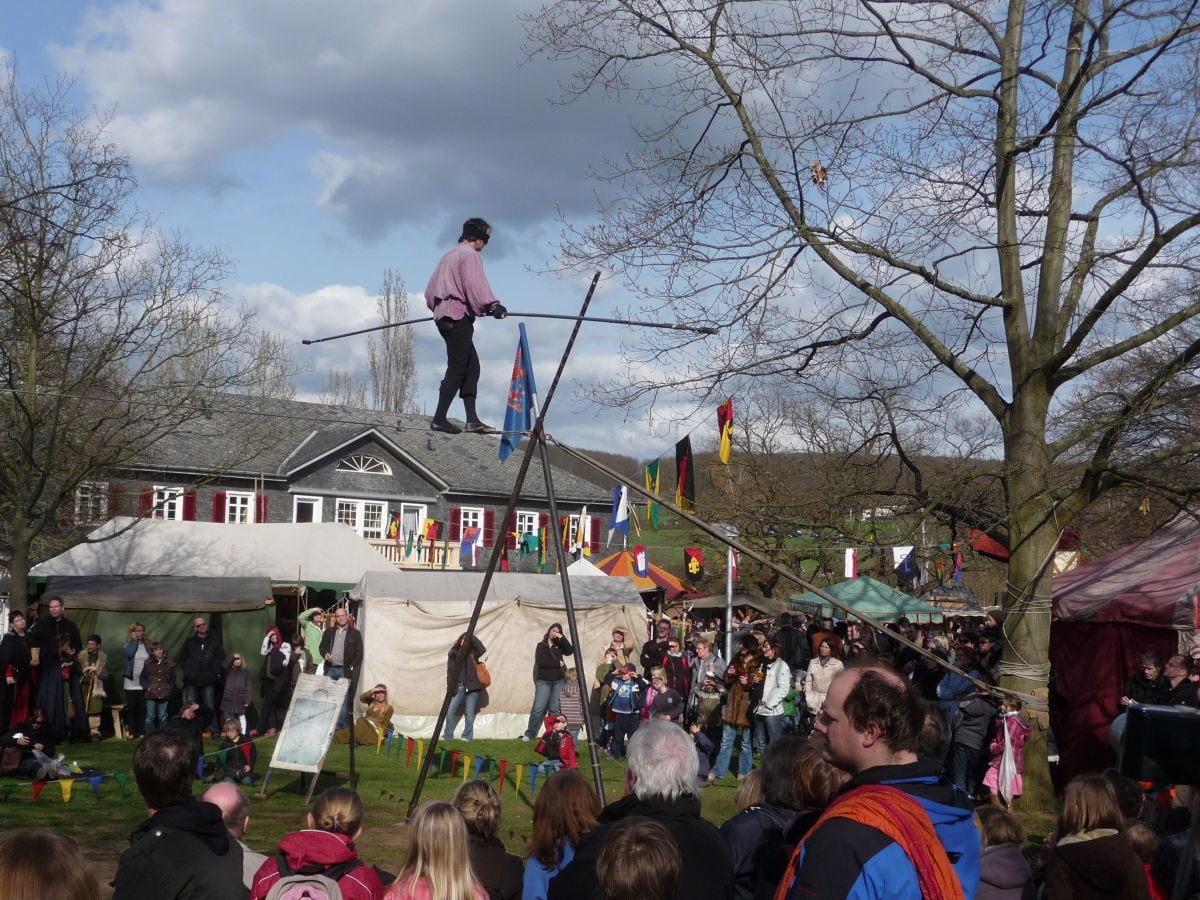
[424,217,508,434]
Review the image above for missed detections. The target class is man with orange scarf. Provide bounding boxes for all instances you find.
[775,667,981,900]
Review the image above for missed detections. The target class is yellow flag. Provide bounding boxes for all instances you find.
[60,779,74,803]
[717,398,734,465]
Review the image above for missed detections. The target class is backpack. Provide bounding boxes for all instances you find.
[264,852,363,900]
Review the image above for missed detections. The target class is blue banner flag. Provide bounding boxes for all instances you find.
[499,323,538,462]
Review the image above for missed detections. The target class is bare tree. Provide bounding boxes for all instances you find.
[245,329,299,400]
[528,0,1200,796]
[0,66,267,604]
[318,370,367,407]
[368,269,419,413]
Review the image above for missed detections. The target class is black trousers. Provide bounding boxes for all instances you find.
[437,317,480,401]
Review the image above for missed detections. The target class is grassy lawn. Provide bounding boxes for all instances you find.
[6,731,1058,899]
[2,733,743,898]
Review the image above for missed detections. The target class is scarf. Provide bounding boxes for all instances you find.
[773,784,964,900]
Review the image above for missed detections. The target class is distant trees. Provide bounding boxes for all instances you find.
[0,66,267,604]
[368,269,419,414]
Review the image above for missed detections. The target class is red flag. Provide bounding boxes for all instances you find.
[730,548,738,580]
[684,547,704,582]
[717,398,734,464]
[633,545,648,577]
[498,759,509,795]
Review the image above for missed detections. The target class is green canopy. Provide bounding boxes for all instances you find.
[789,576,945,623]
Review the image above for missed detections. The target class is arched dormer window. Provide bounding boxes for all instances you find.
[337,454,392,475]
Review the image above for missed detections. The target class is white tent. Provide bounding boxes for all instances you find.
[351,569,647,739]
[31,517,395,599]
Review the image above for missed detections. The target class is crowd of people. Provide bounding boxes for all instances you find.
[5,598,1200,899]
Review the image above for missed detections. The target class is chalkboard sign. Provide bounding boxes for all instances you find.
[267,673,349,773]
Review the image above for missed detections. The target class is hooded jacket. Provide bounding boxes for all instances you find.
[248,829,384,900]
[977,842,1037,900]
[1044,831,1151,900]
[112,799,246,900]
[783,759,981,900]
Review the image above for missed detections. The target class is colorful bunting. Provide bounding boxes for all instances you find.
[474,756,485,777]
[32,781,46,801]
[59,780,73,802]
[498,760,509,794]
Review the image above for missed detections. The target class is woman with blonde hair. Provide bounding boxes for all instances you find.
[249,786,384,899]
[385,800,487,900]
[335,683,394,746]
[1043,773,1150,899]
[522,769,601,900]
[452,780,522,900]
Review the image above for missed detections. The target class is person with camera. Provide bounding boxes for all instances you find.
[523,623,574,741]
[425,216,509,435]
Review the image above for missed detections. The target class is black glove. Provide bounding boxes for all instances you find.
[490,303,508,319]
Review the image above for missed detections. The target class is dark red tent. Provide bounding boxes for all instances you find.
[1050,512,1200,786]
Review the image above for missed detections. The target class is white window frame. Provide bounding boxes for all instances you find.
[460,506,484,536]
[293,495,324,524]
[336,498,387,539]
[154,486,185,520]
[399,503,426,540]
[225,491,256,524]
[336,454,392,475]
[75,481,108,524]
[567,514,589,547]
[515,510,539,535]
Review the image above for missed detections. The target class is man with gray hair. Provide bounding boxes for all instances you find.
[202,781,268,891]
[548,719,734,900]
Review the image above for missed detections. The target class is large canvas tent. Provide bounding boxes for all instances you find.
[593,550,699,600]
[29,518,395,708]
[788,576,946,623]
[352,570,647,738]
[1050,512,1200,785]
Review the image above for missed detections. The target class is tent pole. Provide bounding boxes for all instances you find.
[531,425,608,805]
[406,273,603,818]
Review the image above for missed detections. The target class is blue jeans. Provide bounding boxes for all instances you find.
[755,714,785,750]
[445,684,481,740]
[525,679,563,739]
[711,722,754,779]
[326,666,350,728]
[145,699,170,733]
[184,683,216,713]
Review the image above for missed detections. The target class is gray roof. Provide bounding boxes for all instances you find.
[132,394,610,504]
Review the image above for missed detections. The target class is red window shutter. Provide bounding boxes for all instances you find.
[212,491,227,522]
[108,483,124,518]
[483,509,496,547]
[138,487,153,517]
[449,507,463,541]
[590,515,601,554]
[255,493,268,523]
[182,490,197,521]
[539,513,550,531]
[506,514,517,550]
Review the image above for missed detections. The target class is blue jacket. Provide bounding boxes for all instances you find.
[784,759,981,900]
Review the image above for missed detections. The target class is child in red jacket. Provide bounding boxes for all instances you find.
[535,714,577,772]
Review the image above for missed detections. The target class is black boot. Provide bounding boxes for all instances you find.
[430,384,462,434]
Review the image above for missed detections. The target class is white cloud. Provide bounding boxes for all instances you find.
[50,0,631,237]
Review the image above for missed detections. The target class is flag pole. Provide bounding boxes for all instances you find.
[406,273,606,817]
[725,544,735,662]
[301,311,718,345]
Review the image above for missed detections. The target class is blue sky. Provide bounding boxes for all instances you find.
[2,0,713,454]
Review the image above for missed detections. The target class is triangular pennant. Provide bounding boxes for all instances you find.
[2,783,15,802]
[416,739,425,771]
[515,763,524,793]
[498,760,508,795]
[89,775,102,798]
[406,737,414,767]
[474,755,485,778]
[217,749,228,768]
[529,766,538,796]
[60,779,73,802]
[450,750,458,774]
[115,772,128,791]
[461,756,470,782]
[32,781,46,801]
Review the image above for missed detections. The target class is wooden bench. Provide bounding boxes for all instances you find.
[110,704,126,740]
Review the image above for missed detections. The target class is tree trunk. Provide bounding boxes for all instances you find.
[1000,406,1060,809]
